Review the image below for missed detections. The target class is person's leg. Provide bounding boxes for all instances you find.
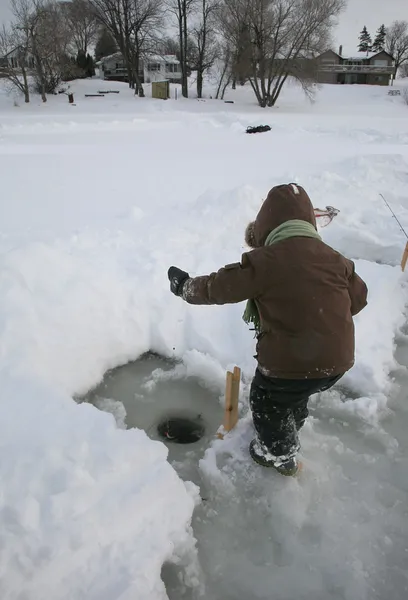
[249,380,300,475]
[248,372,345,474]
[293,400,309,432]
[292,374,343,431]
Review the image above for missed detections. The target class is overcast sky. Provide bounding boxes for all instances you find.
[0,0,406,55]
[335,0,407,54]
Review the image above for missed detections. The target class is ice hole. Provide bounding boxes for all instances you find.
[80,352,223,473]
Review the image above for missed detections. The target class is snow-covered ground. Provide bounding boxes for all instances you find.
[0,78,407,599]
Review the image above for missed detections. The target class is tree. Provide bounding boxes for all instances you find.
[5,0,78,101]
[76,48,88,70]
[86,53,95,76]
[94,27,118,60]
[218,2,252,88]
[162,35,179,56]
[90,0,164,96]
[400,62,408,78]
[190,0,220,98]
[372,24,386,53]
[358,25,372,53]
[219,0,345,109]
[0,24,31,103]
[214,43,232,98]
[167,0,196,98]
[61,0,99,54]
[385,20,408,76]
[11,0,72,101]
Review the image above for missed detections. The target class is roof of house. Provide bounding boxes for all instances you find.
[320,49,393,61]
[345,51,393,61]
[100,52,180,65]
[99,52,123,63]
[324,49,393,60]
[147,54,180,64]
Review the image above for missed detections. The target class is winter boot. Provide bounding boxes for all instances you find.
[249,439,301,477]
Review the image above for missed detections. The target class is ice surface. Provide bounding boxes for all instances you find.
[0,77,408,599]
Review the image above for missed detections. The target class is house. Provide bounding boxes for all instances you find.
[0,47,35,74]
[144,55,181,84]
[97,53,182,84]
[316,47,394,85]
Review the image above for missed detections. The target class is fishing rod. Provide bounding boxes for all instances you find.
[380,194,408,272]
[379,193,408,240]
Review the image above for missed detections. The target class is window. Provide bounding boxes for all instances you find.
[166,63,179,73]
[148,63,161,72]
[373,59,388,66]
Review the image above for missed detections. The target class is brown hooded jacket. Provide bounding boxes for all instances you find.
[182,184,368,379]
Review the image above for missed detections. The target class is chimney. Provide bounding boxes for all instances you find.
[339,45,343,56]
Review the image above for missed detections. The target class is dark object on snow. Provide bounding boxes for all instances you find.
[98,90,120,94]
[68,93,74,104]
[246,125,271,134]
[157,416,205,444]
[168,266,189,296]
[85,94,105,98]
[224,100,234,104]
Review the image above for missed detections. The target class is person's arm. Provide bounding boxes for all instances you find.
[346,260,368,316]
[168,252,266,306]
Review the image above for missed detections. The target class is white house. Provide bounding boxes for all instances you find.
[97,53,182,84]
[0,46,35,72]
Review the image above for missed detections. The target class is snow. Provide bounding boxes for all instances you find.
[0,77,408,599]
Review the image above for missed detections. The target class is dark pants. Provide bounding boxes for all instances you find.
[250,370,343,461]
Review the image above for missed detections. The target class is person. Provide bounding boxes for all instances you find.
[167,183,368,476]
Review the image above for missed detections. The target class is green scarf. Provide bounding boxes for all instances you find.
[242,220,322,332]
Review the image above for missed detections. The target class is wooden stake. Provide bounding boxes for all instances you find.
[217,366,241,439]
[401,242,408,272]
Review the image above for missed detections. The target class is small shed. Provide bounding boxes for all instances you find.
[152,81,170,100]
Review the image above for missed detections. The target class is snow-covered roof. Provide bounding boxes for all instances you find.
[147,54,180,64]
[99,52,180,65]
[99,52,123,63]
[344,52,384,60]
[335,49,393,61]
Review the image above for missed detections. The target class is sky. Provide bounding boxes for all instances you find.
[335,0,408,55]
[0,0,406,55]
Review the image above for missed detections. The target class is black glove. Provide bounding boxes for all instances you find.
[168,266,189,297]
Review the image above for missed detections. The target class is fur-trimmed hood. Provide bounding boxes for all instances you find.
[245,183,317,248]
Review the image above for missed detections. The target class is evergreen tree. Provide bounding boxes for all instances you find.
[94,28,118,62]
[372,24,386,53]
[86,54,95,77]
[76,49,88,71]
[358,26,372,53]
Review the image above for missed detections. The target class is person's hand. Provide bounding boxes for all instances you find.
[168,266,189,296]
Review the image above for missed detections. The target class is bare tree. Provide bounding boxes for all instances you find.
[190,0,220,98]
[0,24,31,103]
[95,27,118,60]
[214,44,232,98]
[90,0,164,96]
[167,0,196,97]
[400,62,408,78]
[11,0,72,101]
[220,0,344,108]
[218,0,251,89]
[385,21,408,76]
[60,0,99,54]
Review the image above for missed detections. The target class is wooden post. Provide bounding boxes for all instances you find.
[217,366,241,439]
[401,242,408,272]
